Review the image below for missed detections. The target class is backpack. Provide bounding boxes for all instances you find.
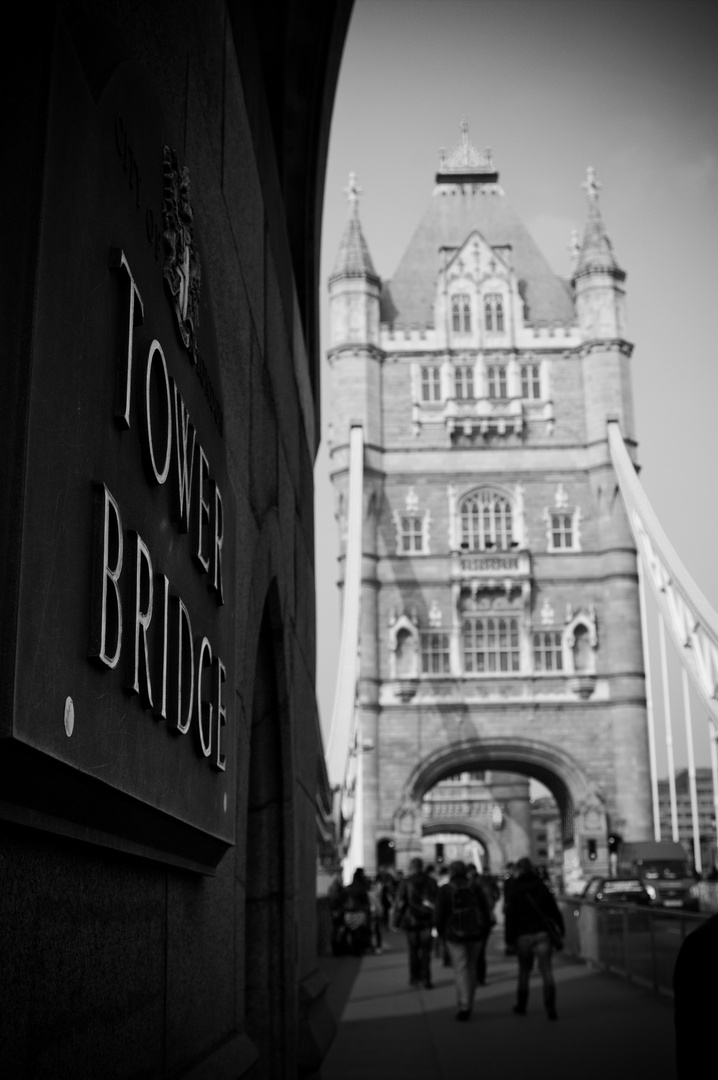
[448,882,485,940]
[404,874,435,927]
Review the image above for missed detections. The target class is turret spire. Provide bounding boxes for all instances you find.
[574,166,623,279]
[329,172,379,284]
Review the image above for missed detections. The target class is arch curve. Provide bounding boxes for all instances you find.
[422,818,502,871]
[403,736,606,846]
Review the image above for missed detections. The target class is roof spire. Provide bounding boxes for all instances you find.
[581,165,601,204]
[574,166,623,279]
[329,172,379,285]
[343,171,362,217]
[437,118,497,183]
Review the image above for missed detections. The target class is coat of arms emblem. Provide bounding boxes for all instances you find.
[162,146,201,363]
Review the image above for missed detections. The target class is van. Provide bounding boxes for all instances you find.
[616,840,698,910]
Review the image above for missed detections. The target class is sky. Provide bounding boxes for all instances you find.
[314,0,718,781]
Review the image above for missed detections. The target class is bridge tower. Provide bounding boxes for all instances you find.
[327,124,653,883]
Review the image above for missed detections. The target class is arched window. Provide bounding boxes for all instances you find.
[459,489,513,551]
[452,294,471,334]
[484,293,504,333]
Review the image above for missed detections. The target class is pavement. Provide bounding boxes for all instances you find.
[319,928,678,1080]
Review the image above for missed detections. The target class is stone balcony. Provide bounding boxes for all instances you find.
[445,396,524,437]
[451,547,531,585]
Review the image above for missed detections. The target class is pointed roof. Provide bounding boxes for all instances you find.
[574,167,625,280]
[329,173,380,285]
[381,125,574,327]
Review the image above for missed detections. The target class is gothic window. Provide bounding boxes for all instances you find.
[454,364,474,400]
[394,489,430,555]
[521,362,541,399]
[399,515,424,553]
[484,294,504,333]
[421,631,451,674]
[463,615,520,673]
[486,364,508,399]
[459,489,513,551]
[533,630,564,672]
[452,294,471,334]
[420,365,441,402]
[544,485,581,552]
[550,512,574,549]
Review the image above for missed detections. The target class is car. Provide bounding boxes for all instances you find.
[581,876,651,905]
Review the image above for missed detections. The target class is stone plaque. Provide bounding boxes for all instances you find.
[2,21,236,871]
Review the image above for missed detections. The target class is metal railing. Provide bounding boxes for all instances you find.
[558,897,708,997]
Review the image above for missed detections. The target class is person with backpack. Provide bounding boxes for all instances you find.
[393,856,438,988]
[504,856,565,1020]
[435,860,490,1021]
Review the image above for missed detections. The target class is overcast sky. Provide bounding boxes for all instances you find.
[315,0,718,780]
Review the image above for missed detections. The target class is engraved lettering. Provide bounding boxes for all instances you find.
[211,480,224,604]
[193,444,211,573]
[168,597,194,734]
[213,655,227,772]
[196,636,213,758]
[142,340,172,485]
[89,483,124,669]
[110,248,144,429]
[125,530,154,707]
[152,573,170,721]
[171,379,196,533]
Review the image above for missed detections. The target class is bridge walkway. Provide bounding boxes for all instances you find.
[319,929,676,1080]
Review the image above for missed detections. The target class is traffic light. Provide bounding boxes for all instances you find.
[435,843,444,864]
[587,838,598,861]
[608,833,622,855]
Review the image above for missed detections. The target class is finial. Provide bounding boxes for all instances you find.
[343,171,362,215]
[438,118,495,175]
[582,165,602,204]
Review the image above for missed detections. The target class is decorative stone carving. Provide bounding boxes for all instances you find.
[163,146,201,363]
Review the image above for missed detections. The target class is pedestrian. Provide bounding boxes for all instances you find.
[673,912,718,1077]
[435,862,452,964]
[342,868,372,955]
[504,856,564,1020]
[476,871,500,985]
[434,859,490,1021]
[368,875,385,953]
[393,856,438,988]
[327,871,347,955]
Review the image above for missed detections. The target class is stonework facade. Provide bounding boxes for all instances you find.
[328,124,653,880]
[1,4,350,1077]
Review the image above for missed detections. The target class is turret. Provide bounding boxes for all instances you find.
[573,167,636,445]
[328,173,382,449]
[572,166,627,342]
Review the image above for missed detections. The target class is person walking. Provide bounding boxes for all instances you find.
[476,871,500,985]
[504,856,564,1020]
[368,875,385,954]
[435,860,490,1021]
[393,857,438,988]
[342,868,372,955]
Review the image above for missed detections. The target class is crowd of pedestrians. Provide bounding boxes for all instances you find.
[327,853,564,1023]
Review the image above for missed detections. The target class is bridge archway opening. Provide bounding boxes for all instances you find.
[421,822,491,873]
[397,737,608,883]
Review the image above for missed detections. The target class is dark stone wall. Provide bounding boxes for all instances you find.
[0,2,351,1076]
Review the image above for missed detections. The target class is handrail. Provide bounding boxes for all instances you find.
[326,423,364,787]
[607,420,718,729]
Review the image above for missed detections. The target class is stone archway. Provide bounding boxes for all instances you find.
[422,818,503,872]
[393,736,608,883]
